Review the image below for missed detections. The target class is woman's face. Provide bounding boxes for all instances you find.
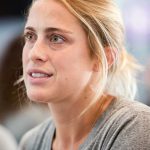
[23,0,96,103]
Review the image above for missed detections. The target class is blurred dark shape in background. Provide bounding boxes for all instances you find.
[0,0,32,17]
[0,35,23,121]
[0,0,31,121]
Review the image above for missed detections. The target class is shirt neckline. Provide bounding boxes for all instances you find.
[48,98,118,150]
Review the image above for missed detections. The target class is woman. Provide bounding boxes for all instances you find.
[19,0,150,149]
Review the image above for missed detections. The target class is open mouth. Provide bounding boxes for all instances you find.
[29,72,53,78]
[28,69,54,79]
[27,69,54,84]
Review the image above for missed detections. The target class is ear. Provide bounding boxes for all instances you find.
[105,47,116,69]
[92,56,100,72]
[92,47,116,72]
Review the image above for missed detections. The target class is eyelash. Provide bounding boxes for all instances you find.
[23,32,66,44]
[23,32,36,43]
[49,34,66,44]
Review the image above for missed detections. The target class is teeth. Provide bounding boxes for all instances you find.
[31,73,49,78]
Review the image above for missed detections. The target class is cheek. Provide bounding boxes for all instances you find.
[22,47,29,80]
[56,50,91,75]
[54,55,90,81]
[22,47,29,68]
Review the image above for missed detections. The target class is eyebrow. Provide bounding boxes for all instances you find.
[24,26,73,34]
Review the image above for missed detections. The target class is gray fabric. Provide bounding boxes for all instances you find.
[19,98,150,150]
[0,125,17,150]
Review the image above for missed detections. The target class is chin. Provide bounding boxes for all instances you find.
[26,90,51,103]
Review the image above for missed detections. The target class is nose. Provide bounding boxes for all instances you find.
[29,39,48,63]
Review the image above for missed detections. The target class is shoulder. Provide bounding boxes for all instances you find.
[108,98,150,149]
[109,97,150,116]
[18,118,53,150]
[115,98,150,119]
[109,98,150,133]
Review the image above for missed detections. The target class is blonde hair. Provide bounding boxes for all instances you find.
[30,0,140,100]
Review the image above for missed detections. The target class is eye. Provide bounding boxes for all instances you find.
[24,32,36,43]
[50,34,65,44]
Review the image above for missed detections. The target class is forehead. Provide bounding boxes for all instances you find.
[26,0,80,30]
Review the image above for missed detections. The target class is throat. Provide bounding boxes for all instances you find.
[51,95,115,150]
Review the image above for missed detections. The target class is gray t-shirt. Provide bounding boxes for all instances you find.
[19,98,150,150]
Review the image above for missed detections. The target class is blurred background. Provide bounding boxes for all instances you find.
[0,0,150,145]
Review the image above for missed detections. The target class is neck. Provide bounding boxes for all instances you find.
[48,94,114,150]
